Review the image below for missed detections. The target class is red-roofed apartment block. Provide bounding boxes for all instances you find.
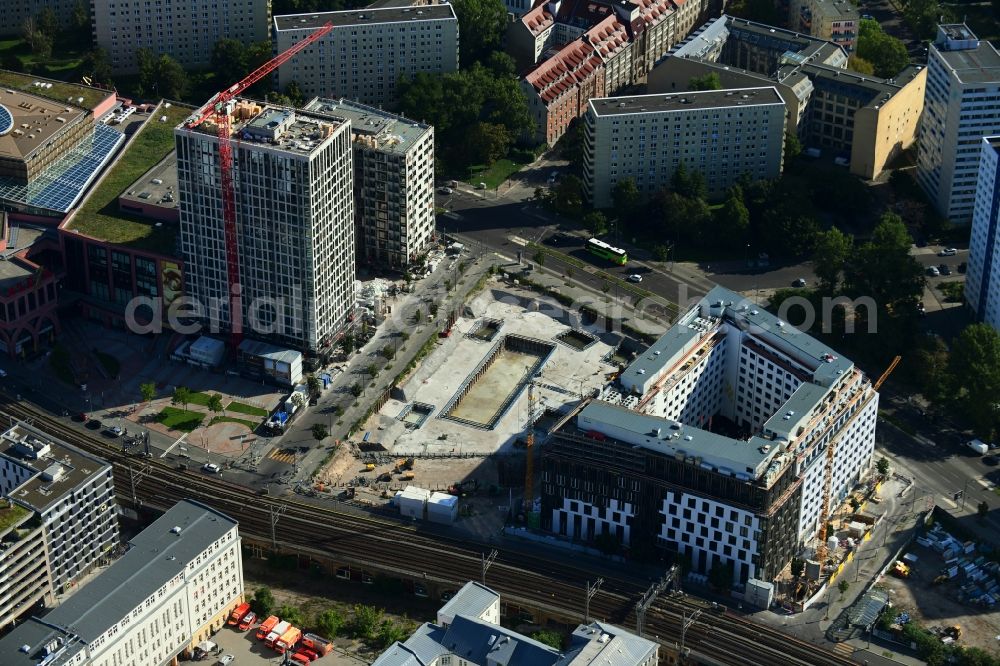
[511,0,714,144]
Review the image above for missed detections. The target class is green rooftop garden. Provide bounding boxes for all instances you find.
[0,68,111,113]
[0,501,30,534]
[67,102,193,252]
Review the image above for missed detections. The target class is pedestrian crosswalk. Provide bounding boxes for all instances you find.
[268,447,296,464]
[830,641,855,658]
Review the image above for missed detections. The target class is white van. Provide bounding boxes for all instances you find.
[967,439,989,455]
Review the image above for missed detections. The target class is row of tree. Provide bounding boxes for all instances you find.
[250,587,412,650]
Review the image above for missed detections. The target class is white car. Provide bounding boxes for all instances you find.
[201,463,221,474]
[793,278,808,288]
[217,655,235,666]
[626,274,642,283]
[938,247,958,257]
[926,266,940,277]
[438,186,453,195]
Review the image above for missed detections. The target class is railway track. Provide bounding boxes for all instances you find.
[2,398,856,665]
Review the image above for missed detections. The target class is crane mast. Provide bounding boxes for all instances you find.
[185,23,333,348]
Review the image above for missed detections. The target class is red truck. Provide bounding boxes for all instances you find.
[275,626,302,653]
[256,615,280,641]
[301,634,333,656]
[226,602,251,626]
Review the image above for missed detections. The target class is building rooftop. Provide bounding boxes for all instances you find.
[808,0,859,19]
[238,338,303,365]
[0,90,87,164]
[933,31,1000,84]
[0,422,110,513]
[0,500,237,666]
[564,621,658,665]
[987,135,1000,153]
[118,152,178,214]
[0,70,115,115]
[437,582,498,624]
[575,400,781,478]
[182,101,345,159]
[589,87,784,115]
[303,97,431,155]
[274,4,456,31]
[65,101,193,252]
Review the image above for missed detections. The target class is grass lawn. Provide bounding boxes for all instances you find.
[183,391,215,407]
[467,158,528,190]
[156,407,204,432]
[226,401,269,418]
[49,345,75,385]
[209,416,260,429]
[93,350,120,378]
[66,102,193,251]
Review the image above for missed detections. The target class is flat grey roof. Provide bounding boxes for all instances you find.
[934,39,1000,83]
[575,401,778,476]
[274,4,455,31]
[0,423,110,513]
[118,152,177,211]
[808,0,859,19]
[238,338,302,365]
[987,136,1000,153]
[303,97,431,155]
[566,621,658,665]
[589,87,784,116]
[0,500,237,666]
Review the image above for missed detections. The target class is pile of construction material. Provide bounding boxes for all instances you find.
[917,525,999,608]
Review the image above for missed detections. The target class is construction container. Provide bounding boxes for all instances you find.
[427,492,458,524]
[826,536,839,552]
[398,486,431,520]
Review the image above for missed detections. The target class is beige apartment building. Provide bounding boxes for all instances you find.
[649,15,925,180]
[91,0,270,73]
[273,4,459,108]
[582,88,787,208]
[789,0,859,52]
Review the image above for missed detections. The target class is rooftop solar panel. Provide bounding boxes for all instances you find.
[0,124,123,213]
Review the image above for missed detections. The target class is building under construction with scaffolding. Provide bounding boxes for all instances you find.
[541,286,879,587]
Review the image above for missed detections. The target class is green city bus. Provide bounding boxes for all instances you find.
[586,238,628,265]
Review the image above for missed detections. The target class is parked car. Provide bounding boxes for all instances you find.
[793,278,807,288]
[627,274,643,283]
[103,426,123,438]
[216,656,235,666]
[437,186,453,195]
[926,266,940,277]
[939,264,952,276]
[202,462,222,474]
[938,247,958,256]
[0,368,7,377]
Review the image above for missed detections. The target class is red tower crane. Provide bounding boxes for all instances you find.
[185,23,333,348]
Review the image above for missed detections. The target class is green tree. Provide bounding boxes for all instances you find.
[612,177,642,215]
[252,587,275,616]
[903,0,948,39]
[315,608,344,639]
[552,175,584,217]
[533,250,545,267]
[376,619,410,649]
[856,19,911,77]
[381,344,395,360]
[784,131,802,160]
[948,323,1000,439]
[82,47,113,85]
[790,557,805,579]
[487,51,516,77]
[171,386,192,411]
[583,211,608,236]
[307,374,322,399]
[290,392,305,411]
[342,333,355,355]
[140,382,157,404]
[207,393,224,418]
[156,54,189,99]
[36,7,59,37]
[713,186,750,247]
[670,162,706,201]
[72,1,90,33]
[837,579,850,596]
[876,457,890,477]
[688,72,722,90]
[23,17,52,58]
[137,48,157,96]
[812,227,853,293]
[450,0,507,65]
[661,191,711,246]
[311,423,329,442]
[913,335,952,407]
[276,604,305,627]
[350,383,362,397]
[653,244,671,261]
[844,212,924,322]
[530,630,563,649]
[847,55,876,76]
[283,81,305,107]
[212,39,249,89]
[465,121,511,165]
[351,604,384,640]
